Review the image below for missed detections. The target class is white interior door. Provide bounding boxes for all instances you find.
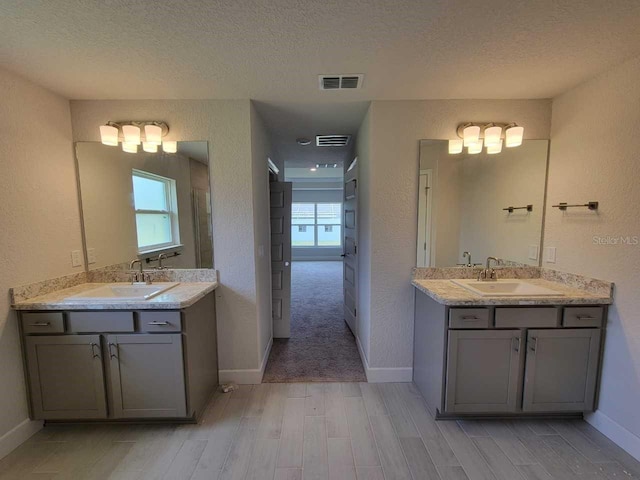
[343,158,358,335]
[270,182,292,338]
[416,169,433,267]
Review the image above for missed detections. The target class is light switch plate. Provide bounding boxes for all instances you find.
[545,247,557,264]
[87,248,96,265]
[71,250,83,267]
[528,245,539,261]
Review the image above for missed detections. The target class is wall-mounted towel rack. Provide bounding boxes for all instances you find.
[552,201,599,211]
[144,251,181,264]
[503,205,533,213]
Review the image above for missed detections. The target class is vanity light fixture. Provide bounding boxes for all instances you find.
[143,142,158,153]
[122,125,141,145]
[449,122,525,154]
[162,141,177,154]
[144,125,163,145]
[468,139,483,154]
[505,124,524,148]
[99,125,119,146]
[122,142,138,154]
[448,139,463,154]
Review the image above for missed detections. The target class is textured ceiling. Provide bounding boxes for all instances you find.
[1,0,639,102]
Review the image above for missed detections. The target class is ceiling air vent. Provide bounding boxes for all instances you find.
[316,135,351,147]
[319,74,364,90]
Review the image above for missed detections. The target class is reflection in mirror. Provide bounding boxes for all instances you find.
[76,141,213,270]
[417,139,549,268]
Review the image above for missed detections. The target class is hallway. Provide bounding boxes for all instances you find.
[263,261,366,383]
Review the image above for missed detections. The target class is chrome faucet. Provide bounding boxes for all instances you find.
[129,259,152,284]
[157,253,168,270]
[478,256,501,281]
[462,251,472,267]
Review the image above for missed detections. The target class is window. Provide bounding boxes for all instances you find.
[132,169,180,252]
[292,202,342,247]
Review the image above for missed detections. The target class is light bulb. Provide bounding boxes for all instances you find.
[468,139,483,154]
[310,168,317,172]
[487,139,503,154]
[143,142,158,153]
[448,139,463,154]
[144,124,162,145]
[122,142,138,153]
[505,125,524,148]
[162,141,177,153]
[122,125,141,145]
[99,125,119,146]
[484,125,502,147]
[463,125,480,147]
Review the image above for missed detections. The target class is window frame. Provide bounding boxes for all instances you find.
[132,169,181,253]
[291,202,342,248]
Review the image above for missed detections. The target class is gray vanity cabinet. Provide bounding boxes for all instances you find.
[24,335,107,419]
[446,330,522,413]
[107,334,187,418]
[522,328,601,412]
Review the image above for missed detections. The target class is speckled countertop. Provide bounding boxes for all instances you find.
[12,282,218,311]
[412,278,612,306]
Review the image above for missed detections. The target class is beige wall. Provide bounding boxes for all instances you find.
[358,99,552,372]
[545,54,640,452]
[70,100,263,372]
[0,67,83,450]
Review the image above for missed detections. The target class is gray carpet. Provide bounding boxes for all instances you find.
[263,261,367,383]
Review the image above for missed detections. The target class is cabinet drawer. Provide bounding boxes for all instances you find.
[563,307,604,328]
[495,307,560,328]
[21,312,65,334]
[449,308,491,328]
[67,312,134,332]
[138,312,182,332]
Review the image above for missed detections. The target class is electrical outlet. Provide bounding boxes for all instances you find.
[87,248,97,265]
[71,250,83,267]
[528,245,539,261]
[545,246,557,264]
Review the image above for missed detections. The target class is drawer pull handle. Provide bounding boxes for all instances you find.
[513,336,521,353]
[530,337,537,352]
[461,316,479,321]
[90,342,100,359]
[576,315,597,321]
[148,321,170,326]
[28,322,51,327]
[108,343,118,359]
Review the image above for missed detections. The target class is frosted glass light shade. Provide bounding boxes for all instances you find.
[463,125,481,147]
[122,125,141,145]
[144,125,162,145]
[99,125,119,146]
[122,142,138,153]
[468,139,483,154]
[162,141,177,153]
[143,142,158,153]
[487,139,503,154]
[448,139,463,154]
[505,125,524,148]
[484,125,502,147]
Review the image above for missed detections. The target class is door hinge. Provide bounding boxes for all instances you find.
[354,245,357,255]
[354,308,357,317]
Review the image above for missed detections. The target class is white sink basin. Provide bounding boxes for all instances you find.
[451,279,564,297]
[65,282,180,302]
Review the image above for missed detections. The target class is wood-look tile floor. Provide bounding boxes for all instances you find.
[1,383,639,480]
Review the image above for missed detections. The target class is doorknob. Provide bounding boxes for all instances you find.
[285,261,290,267]
[341,254,347,258]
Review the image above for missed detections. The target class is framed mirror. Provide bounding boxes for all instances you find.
[75,141,213,270]
[417,139,549,268]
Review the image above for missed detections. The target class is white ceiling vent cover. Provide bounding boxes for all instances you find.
[316,135,351,147]
[318,74,364,90]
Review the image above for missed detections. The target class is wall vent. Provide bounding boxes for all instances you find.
[318,74,364,90]
[316,135,351,147]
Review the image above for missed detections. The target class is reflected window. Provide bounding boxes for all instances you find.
[292,202,342,247]
[132,169,180,251]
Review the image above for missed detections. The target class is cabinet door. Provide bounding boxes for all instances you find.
[25,335,107,419]
[523,329,601,412]
[445,330,522,413]
[108,334,187,418]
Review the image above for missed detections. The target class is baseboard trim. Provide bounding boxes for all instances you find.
[219,337,273,385]
[585,410,640,462]
[356,336,413,383]
[0,419,43,460]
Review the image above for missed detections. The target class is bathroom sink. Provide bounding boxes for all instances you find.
[450,279,564,297]
[65,282,180,302]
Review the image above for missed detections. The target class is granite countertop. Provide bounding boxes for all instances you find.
[412,278,612,306]
[12,282,218,311]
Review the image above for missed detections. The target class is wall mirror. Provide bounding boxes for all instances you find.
[76,141,213,270]
[416,139,549,268]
